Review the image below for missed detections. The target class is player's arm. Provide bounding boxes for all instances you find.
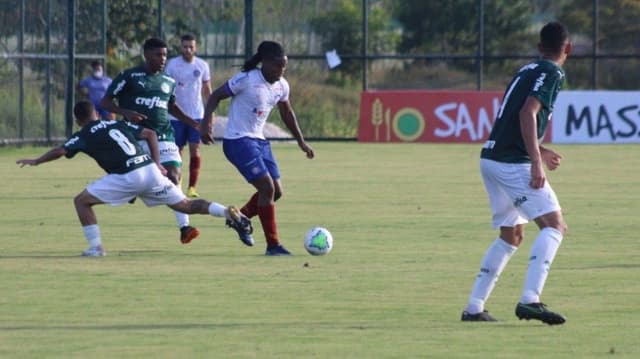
[16,147,67,167]
[100,96,147,123]
[277,100,314,159]
[201,84,232,144]
[519,96,544,188]
[137,127,166,175]
[168,102,199,130]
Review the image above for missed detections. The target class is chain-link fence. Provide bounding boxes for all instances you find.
[1,0,639,145]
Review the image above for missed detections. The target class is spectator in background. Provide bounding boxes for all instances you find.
[77,60,113,120]
[165,34,212,198]
[461,22,572,325]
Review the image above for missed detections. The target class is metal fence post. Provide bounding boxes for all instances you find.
[65,0,75,138]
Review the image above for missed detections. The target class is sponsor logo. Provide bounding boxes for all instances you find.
[89,120,117,133]
[65,136,79,146]
[125,154,150,167]
[137,81,146,88]
[533,72,547,92]
[112,79,126,95]
[154,185,172,196]
[135,96,168,109]
[513,196,528,208]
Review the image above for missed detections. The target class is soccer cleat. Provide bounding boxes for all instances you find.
[461,310,498,322]
[515,302,566,325]
[180,225,200,244]
[81,245,106,257]
[265,244,292,256]
[225,206,254,246]
[187,187,199,198]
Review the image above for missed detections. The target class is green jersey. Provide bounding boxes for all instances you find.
[105,65,177,142]
[63,120,153,174]
[481,59,565,163]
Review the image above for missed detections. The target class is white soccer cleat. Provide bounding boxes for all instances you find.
[81,245,106,257]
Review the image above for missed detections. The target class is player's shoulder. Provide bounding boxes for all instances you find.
[118,66,146,79]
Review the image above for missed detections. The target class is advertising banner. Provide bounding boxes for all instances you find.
[358,90,503,143]
[552,91,640,144]
[359,90,640,144]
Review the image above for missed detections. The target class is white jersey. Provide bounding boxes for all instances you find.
[164,56,211,120]
[224,69,290,140]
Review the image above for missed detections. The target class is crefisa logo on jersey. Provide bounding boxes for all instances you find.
[135,96,168,109]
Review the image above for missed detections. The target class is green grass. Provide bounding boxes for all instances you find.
[1,142,639,358]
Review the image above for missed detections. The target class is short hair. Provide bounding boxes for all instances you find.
[73,100,95,121]
[540,22,569,54]
[90,60,102,69]
[143,37,168,52]
[181,33,196,42]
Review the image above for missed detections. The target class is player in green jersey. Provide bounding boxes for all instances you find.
[16,101,253,257]
[101,37,203,245]
[461,22,572,325]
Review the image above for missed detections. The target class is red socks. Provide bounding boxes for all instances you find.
[257,204,279,246]
[188,156,201,188]
[241,192,259,218]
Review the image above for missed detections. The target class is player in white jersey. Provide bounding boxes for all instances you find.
[165,34,212,198]
[201,41,314,256]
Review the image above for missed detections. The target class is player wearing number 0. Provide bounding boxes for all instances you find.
[461,22,572,325]
[201,41,314,256]
[100,37,201,245]
[16,101,253,257]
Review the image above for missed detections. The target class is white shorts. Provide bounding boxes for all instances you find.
[480,158,561,229]
[138,140,181,166]
[86,164,186,207]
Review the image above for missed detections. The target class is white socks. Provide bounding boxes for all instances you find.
[520,227,563,304]
[174,211,189,228]
[466,238,517,314]
[82,224,102,247]
[208,202,226,218]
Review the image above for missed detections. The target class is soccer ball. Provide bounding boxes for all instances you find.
[304,227,333,256]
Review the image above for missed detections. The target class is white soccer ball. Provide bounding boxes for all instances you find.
[304,227,333,256]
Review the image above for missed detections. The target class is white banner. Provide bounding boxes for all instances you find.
[552,91,640,143]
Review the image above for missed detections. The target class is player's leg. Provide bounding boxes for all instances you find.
[462,159,526,321]
[186,122,202,198]
[516,192,567,325]
[223,138,285,253]
[74,189,107,257]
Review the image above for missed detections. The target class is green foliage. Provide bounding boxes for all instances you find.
[309,0,400,82]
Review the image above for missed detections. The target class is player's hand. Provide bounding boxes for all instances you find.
[16,159,37,167]
[200,125,214,144]
[122,109,147,123]
[529,161,546,189]
[299,141,314,159]
[156,163,167,176]
[541,147,562,171]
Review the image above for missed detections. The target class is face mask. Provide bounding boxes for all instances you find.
[93,69,103,78]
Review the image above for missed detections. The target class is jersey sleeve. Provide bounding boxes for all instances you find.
[279,78,290,102]
[227,71,250,96]
[202,60,211,82]
[62,133,84,158]
[105,71,128,98]
[529,67,562,110]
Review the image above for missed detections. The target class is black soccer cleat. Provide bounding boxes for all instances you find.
[515,302,566,325]
[226,206,254,246]
[461,310,498,322]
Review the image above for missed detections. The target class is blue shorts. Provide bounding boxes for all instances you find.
[223,137,280,183]
[171,119,202,148]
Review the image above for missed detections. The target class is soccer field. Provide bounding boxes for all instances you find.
[1,142,639,358]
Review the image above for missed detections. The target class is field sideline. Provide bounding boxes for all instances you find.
[1,142,639,358]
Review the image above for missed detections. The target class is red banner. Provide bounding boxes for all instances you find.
[358,90,504,143]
